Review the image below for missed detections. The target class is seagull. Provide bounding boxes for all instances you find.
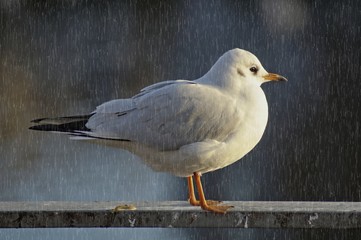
[30,48,286,214]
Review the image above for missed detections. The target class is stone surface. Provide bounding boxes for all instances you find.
[0,201,360,228]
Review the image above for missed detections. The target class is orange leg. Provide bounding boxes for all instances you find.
[187,176,199,206]
[187,175,221,206]
[193,172,233,214]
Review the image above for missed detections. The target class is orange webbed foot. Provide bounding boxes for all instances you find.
[199,202,234,214]
[188,199,222,206]
[188,172,234,214]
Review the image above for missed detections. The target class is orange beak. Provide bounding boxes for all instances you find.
[263,73,288,82]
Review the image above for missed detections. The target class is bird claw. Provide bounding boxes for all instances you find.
[189,199,222,206]
[201,204,234,214]
[189,198,233,214]
[205,200,222,206]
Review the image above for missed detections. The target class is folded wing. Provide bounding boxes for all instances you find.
[86,80,243,150]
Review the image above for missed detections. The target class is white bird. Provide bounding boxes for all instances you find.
[30,48,286,213]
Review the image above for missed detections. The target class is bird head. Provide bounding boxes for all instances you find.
[226,48,287,86]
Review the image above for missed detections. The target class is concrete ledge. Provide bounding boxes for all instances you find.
[0,201,360,229]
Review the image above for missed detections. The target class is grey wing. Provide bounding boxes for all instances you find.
[133,80,195,98]
[86,81,242,150]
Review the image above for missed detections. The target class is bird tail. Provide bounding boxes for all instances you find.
[29,114,131,142]
[29,115,93,133]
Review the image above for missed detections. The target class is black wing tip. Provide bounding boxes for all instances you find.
[29,125,132,142]
[30,118,46,123]
[30,114,94,124]
[29,120,91,133]
[29,114,132,142]
[29,114,95,132]
[29,124,61,132]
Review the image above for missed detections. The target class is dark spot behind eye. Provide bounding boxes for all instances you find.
[250,67,258,73]
[237,68,245,76]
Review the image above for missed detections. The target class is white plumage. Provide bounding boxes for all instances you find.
[30,48,286,213]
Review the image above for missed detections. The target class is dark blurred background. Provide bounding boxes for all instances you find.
[0,0,360,239]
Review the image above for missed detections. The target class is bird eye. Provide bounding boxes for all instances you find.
[250,67,258,73]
